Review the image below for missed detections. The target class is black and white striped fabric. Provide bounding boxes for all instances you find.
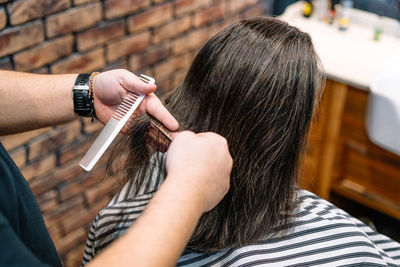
[82,165,400,266]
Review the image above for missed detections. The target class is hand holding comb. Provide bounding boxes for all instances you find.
[79,74,155,171]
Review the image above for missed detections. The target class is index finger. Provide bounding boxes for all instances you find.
[140,93,179,131]
[117,69,157,95]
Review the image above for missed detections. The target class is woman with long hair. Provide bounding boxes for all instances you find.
[82,17,400,266]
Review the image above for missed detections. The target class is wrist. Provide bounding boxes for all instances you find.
[72,72,99,121]
[164,171,208,215]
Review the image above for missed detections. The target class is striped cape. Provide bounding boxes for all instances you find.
[82,168,400,266]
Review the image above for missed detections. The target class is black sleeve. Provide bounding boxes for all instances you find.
[0,212,51,267]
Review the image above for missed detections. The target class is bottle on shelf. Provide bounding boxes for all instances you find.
[328,0,340,24]
[397,0,400,38]
[303,0,314,18]
[339,0,354,31]
[373,14,383,41]
[317,0,329,22]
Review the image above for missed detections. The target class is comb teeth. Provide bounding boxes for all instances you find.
[139,74,155,84]
[112,93,139,120]
[111,74,155,121]
[149,119,172,141]
[148,118,172,153]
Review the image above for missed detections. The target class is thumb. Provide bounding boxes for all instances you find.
[118,69,157,95]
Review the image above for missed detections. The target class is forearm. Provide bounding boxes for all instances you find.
[87,132,231,266]
[0,71,78,136]
[87,175,204,267]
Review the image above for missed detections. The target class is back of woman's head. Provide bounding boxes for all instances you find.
[110,17,324,252]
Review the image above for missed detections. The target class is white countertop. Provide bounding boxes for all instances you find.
[279,2,400,90]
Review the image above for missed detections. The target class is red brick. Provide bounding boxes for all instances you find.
[61,195,109,234]
[51,47,105,74]
[220,13,241,29]
[194,2,226,27]
[90,197,112,221]
[129,44,170,70]
[186,48,197,62]
[63,243,85,267]
[88,195,111,214]
[54,227,87,255]
[127,60,146,75]
[59,138,90,165]
[175,0,213,16]
[14,35,74,71]
[130,65,151,78]
[30,159,84,196]
[105,0,151,19]
[28,121,81,161]
[47,224,63,243]
[9,147,26,168]
[242,3,267,18]
[0,7,6,30]
[85,177,120,205]
[9,0,70,25]
[0,20,44,57]
[127,3,173,33]
[44,195,85,228]
[82,118,103,134]
[128,55,145,72]
[46,2,102,38]
[106,31,150,62]
[31,66,50,74]
[21,153,57,182]
[73,0,94,5]
[154,53,192,81]
[206,20,226,37]
[1,127,51,151]
[37,190,58,213]
[77,20,125,51]
[59,168,105,202]
[172,69,187,89]
[156,77,172,94]
[0,57,13,70]
[153,15,192,44]
[171,27,209,55]
[102,58,128,71]
[227,0,258,14]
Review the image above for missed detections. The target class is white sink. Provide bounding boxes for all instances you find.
[279,2,400,155]
[279,2,400,91]
[366,49,400,155]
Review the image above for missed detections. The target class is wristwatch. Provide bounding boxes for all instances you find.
[73,74,93,117]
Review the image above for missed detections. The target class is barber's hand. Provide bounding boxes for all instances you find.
[92,69,178,131]
[166,131,233,213]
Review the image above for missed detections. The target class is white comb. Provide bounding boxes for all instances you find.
[79,74,155,171]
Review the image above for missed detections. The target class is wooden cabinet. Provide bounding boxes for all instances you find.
[301,79,400,220]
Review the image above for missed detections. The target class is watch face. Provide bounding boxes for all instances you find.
[73,74,92,117]
[75,73,91,86]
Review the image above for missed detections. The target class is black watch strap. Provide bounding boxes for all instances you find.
[73,74,92,117]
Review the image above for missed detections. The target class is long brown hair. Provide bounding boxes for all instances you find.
[109,17,324,252]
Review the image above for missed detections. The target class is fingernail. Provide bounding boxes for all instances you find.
[170,132,178,139]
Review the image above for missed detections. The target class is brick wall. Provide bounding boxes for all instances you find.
[0,0,267,266]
